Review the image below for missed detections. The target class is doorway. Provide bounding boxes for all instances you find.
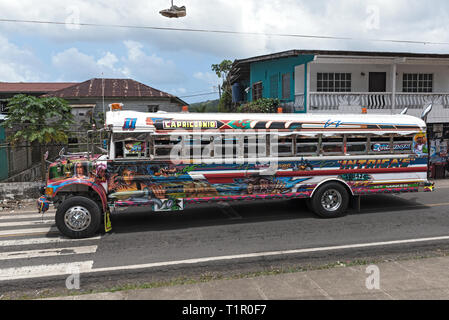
[369,72,387,92]
[368,72,387,109]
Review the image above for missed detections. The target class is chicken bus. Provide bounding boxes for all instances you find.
[38,104,434,238]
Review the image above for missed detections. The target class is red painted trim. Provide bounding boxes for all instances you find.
[275,167,427,177]
[203,167,427,183]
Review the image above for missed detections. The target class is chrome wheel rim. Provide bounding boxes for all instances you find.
[320,189,342,212]
[64,206,91,232]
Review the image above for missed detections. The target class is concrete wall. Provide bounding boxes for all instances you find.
[4,163,41,183]
[0,181,44,200]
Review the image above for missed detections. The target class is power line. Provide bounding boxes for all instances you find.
[179,91,219,98]
[1,18,449,46]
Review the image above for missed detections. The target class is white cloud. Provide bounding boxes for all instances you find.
[0,34,45,81]
[193,71,218,87]
[2,0,449,57]
[51,41,185,84]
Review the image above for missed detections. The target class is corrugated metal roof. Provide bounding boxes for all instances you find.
[230,49,449,84]
[43,78,174,99]
[0,82,77,93]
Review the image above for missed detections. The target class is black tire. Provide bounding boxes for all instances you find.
[310,182,349,218]
[55,196,102,239]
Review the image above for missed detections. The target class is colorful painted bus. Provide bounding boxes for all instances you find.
[38,105,434,238]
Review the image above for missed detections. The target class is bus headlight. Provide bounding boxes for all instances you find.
[45,187,54,197]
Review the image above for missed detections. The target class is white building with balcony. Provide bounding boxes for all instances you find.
[230,50,449,172]
[230,49,449,122]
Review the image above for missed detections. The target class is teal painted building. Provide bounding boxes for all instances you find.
[230,50,315,113]
[0,121,7,180]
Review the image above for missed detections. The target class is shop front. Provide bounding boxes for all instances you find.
[427,123,449,179]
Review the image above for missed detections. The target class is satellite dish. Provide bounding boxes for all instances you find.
[400,107,408,115]
[160,1,186,18]
[421,103,433,120]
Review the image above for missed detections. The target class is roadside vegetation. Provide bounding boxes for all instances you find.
[1,94,74,181]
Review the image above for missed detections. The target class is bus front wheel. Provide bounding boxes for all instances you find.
[55,196,102,239]
[310,182,349,218]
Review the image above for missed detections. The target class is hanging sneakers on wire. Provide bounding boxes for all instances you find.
[159,5,186,18]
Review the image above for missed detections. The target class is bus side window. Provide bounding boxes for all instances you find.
[296,136,318,156]
[370,136,392,154]
[271,135,293,157]
[346,136,367,154]
[321,135,344,155]
[115,141,124,158]
[393,135,413,153]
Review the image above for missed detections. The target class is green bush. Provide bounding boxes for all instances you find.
[237,98,280,113]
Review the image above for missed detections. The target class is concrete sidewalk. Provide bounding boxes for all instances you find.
[45,254,449,300]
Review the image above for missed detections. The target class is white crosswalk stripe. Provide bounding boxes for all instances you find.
[0,213,101,281]
[0,235,101,247]
[0,220,54,227]
[0,213,56,220]
[0,226,58,237]
[0,261,94,281]
[0,245,98,261]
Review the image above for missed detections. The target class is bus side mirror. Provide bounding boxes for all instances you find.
[421,103,432,120]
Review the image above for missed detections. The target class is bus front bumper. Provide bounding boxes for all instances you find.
[37,196,51,213]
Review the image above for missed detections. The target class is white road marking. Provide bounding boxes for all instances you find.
[0,236,101,247]
[86,235,449,275]
[0,220,54,228]
[3,234,449,281]
[0,227,58,237]
[0,261,94,281]
[0,245,98,261]
[0,213,55,220]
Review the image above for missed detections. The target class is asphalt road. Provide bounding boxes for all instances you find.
[1,187,449,298]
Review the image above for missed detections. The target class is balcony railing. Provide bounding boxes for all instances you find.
[295,92,449,112]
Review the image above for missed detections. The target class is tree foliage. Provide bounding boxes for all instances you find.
[2,94,74,145]
[211,59,233,112]
[237,98,280,113]
[211,60,233,81]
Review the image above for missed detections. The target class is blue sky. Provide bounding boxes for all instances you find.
[1,0,449,104]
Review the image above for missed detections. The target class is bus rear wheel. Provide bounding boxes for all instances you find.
[55,196,101,239]
[310,182,349,218]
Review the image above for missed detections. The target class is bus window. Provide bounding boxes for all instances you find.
[296,136,318,156]
[151,135,181,159]
[370,136,392,153]
[322,135,344,155]
[115,141,124,158]
[123,140,146,158]
[346,136,367,154]
[270,135,293,157]
[185,135,213,159]
[393,135,413,153]
[244,135,266,158]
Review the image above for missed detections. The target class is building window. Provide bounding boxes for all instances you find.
[402,73,433,93]
[148,105,159,112]
[317,73,351,92]
[269,75,278,98]
[0,101,7,113]
[282,73,291,99]
[252,82,263,101]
